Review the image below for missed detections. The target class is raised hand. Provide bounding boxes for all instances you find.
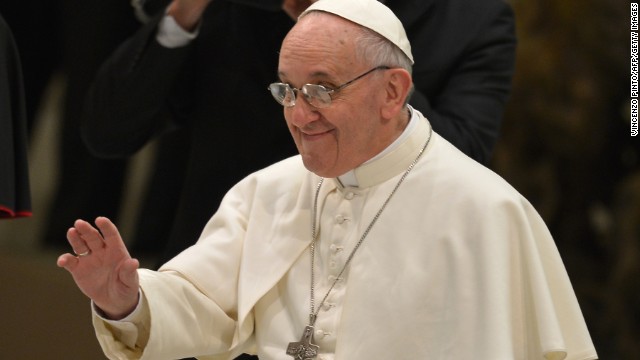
[167,0,214,32]
[57,217,140,320]
[282,0,317,20]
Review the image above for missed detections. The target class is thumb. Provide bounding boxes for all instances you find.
[118,258,140,289]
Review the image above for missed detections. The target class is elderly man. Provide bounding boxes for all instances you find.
[57,0,597,359]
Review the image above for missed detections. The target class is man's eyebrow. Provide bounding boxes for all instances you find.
[276,70,335,83]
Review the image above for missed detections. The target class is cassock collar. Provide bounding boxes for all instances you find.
[336,106,431,189]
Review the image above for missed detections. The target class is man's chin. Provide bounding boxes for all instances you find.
[301,156,335,178]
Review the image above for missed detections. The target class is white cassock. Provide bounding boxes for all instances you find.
[93,109,598,360]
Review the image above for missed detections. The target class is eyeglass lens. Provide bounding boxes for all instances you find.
[268,66,389,108]
[269,83,333,108]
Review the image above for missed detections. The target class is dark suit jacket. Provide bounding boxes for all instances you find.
[83,1,297,263]
[387,0,516,164]
[82,0,515,262]
[0,14,31,219]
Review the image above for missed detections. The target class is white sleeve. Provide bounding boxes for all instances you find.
[92,289,151,355]
[156,13,199,48]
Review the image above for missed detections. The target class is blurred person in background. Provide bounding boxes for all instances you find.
[0,0,140,248]
[0,13,31,219]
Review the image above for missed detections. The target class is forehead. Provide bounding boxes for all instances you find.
[279,13,363,79]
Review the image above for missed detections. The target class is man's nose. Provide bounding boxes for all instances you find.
[288,94,320,127]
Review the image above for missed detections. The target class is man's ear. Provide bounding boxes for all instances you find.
[380,68,412,119]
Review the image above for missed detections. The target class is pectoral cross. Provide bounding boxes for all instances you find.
[286,325,319,360]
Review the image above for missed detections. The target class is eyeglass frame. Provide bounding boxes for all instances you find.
[268,65,391,109]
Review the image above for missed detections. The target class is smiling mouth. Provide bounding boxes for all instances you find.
[301,129,333,140]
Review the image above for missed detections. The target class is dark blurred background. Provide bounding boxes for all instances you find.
[492,0,638,357]
[0,0,637,358]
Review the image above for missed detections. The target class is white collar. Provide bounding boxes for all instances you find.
[336,106,429,189]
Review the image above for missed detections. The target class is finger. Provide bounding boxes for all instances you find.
[67,227,91,256]
[74,219,106,253]
[94,217,128,254]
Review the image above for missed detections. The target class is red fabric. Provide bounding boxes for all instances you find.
[0,205,32,219]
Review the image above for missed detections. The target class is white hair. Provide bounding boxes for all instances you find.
[300,11,414,104]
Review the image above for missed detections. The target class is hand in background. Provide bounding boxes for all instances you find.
[57,217,140,320]
[282,0,316,20]
[167,0,213,31]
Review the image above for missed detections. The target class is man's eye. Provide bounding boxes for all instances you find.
[318,83,335,90]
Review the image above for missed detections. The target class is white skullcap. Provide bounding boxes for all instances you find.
[300,0,414,64]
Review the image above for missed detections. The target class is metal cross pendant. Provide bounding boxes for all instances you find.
[286,325,319,360]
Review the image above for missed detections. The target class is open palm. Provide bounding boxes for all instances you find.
[57,217,140,319]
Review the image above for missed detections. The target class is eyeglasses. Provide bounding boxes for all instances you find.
[268,66,390,109]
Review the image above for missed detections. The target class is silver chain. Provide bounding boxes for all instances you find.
[308,125,432,326]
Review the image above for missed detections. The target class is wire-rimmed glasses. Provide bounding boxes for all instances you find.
[268,66,390,109]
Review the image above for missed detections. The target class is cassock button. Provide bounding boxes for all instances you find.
[315,329,325,338]
[344,192,355,200]
[335,214,346,224]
